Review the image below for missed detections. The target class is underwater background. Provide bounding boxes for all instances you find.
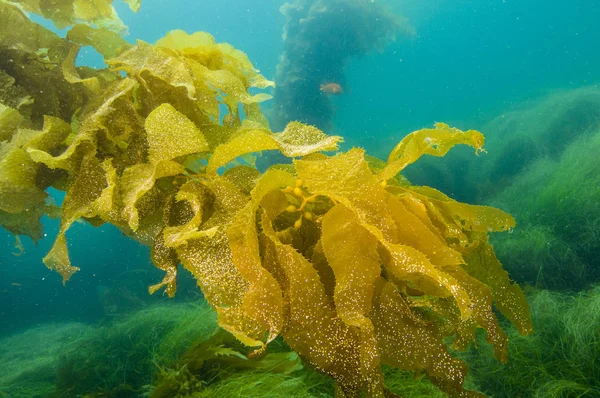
[1,0,600,397]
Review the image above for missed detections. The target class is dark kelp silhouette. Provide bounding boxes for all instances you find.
[271,0,412,131]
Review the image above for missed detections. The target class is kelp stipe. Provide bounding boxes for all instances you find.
[0,2,532,396]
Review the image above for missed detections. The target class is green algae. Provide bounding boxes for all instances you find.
[491,127,600,290]
[0,302,216,397]
[464,287,600,397]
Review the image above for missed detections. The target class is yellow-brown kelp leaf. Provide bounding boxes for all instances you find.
[273,121,342,157]
[3,0,138,33]
[154,30,275,90]
[296,149,469,315]
[42,233,80,283]
[148,231,178,297]
[222,165,261,195]
[386,194,464,266]
[409,185,516,232]
[0,103,24,142]
[463,235,533,336]
[219,170,294,347]
[120,160,185,231]
[0,141,47,213]
[227,204,283,346]
[163,180,215,248]
[107,40,197,100]
[0,2,62,53]
[26,116,71,152]
[378,238,473,319]
[207,128,277,175]
[320,204,384,392]
[145,103,209,163]
[294,148,395,238]
[27,135,90,173]
[0,116,71,239]
[372,280,483,397]
[260,209,383,395]
[175,177,269,347]
[122,0,141,12]
[188,61,272,109]
[94,159,125,227]
[207,122,341,175]
[43,151,107,282]
[441,263,509,362]
[0,205,46,240]
[321,204,380,323]
[61,43,104,96]
[379,123,485,181]
[0,70,32,111]
[67,24,129,59]
[75,77,141,156]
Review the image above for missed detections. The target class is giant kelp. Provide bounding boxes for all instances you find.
[0,3,531,397]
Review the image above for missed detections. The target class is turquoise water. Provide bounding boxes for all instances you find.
[1,1,600,396]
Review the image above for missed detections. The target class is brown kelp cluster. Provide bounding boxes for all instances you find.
[0,2,531,397]
[271,0,412,131]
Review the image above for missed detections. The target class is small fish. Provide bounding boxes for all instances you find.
[320,82,343,95]
[11,283,22,287]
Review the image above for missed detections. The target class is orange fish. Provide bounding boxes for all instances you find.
[320,82,343,95]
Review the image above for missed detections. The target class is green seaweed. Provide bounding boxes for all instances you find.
[0,3,533,397]
[464,287,600,397]
[0,302,216,397]
[491,127,600,290]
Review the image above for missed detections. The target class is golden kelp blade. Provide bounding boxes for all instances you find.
[380,122,485,181]
[207,122,342,175]
[2,0,140,33]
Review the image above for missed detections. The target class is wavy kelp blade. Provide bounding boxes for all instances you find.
[273,121,342,157]
[0,116,72,240]
[0,3,62,52]
[225,171,292,346]
[260,209,384,396]
[148,230,179,297]
[162,180,214,248]
[380,123,485,181]
[4,0,135,33]
[386,194,464,266]
[320,204,384,392]
[155,30,274,91]
[408,185,516,233]
[295,148,473,317]
[441,263,509,362]
[120,160,184,231]
[372,279,482,397]
[189,62,272,108]
[122,0,141,12]
[67,24,129,59]
[174,178,270,348]
[42,233,80,283]
[295,148,394,237]
[463,235,533,336]
[0,144,47,213]
[207,122,341,175]
[145,103,209,163]
[108,40,197,100]
[0,70,32,111]
[42,152,108,282]
[0,115,70,214]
